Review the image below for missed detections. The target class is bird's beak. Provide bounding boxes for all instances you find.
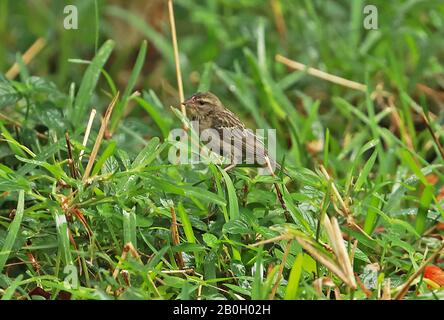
[181,98,192,107]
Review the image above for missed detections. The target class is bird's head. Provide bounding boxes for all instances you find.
[181,92,223,117]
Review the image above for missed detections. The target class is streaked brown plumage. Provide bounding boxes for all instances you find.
[182,92,279,171]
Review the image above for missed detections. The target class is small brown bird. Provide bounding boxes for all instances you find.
[182,92,280,172]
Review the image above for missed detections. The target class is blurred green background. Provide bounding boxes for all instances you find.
[2,0,444,168]
[2,1,444,163]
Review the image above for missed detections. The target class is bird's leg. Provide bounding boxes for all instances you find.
[224,163,237,172]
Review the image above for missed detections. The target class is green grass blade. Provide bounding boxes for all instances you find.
[284,253,303,300]
[1,274,23,300]
[123,207,137,248]
[416,185,433,235]
[110,40,147,132]
[177,202,200,266]
[72,39,115,126]
[134,96,170,139]
[354,150,378,191]
[52,207,73,266]
[91,140,117,176]
[0,190,25,272]
[177,202,195,244]
[219,168,239,220]
[323,128,330,168]
[400,149,428,186]
[251,247,264,299]
[363,195,380,235]
[0,123,27,157]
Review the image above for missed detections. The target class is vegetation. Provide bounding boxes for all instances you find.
[0,0,444,300]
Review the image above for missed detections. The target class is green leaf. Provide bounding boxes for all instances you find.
[202,233,219,248]
[246,189,277,207]
[0,80,21,107]
[183,186,226,206]
[131,137,160,169]
[223,219,249,235]
[282,186,312,233]
[15,156,65,180]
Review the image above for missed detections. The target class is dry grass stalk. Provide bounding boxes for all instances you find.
[65,132,78,179]
[251,234,291,247]
[106,242,140,295]
[170,206,185,269]
[147,272,162,298]
[313,277,341,299]
[293,216,357,290]
[394,241,444,300]
[197,274,203,300]
[355,272,372,298]
[269,0,287,42]
[320,165,373,240]
[6,38,46,80]
[416,83,444,102]
[269,240,292,299]
[420,110,444,161]
[265,155,290,218]
[252,219,357,290]
[350,239,358,269]
[386,95,415,151]
[161,268,194,274]
[276,54,367,92]
[167,0,187,129]
[381,278,391,300]
[319,165,348,216]
[295,236,351,288]
[82,93,119,183]
[79,108,97,161]
[323,216,356,289]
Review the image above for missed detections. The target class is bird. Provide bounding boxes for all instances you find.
[181,91,280,173]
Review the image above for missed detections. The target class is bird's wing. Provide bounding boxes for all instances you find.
[211,108,280,170]
[212,112,268,166]
[212,108,245,129]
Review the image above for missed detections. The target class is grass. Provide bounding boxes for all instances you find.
[0,0,444,300]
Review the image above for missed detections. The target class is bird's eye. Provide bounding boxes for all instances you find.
[198,100,204,105]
